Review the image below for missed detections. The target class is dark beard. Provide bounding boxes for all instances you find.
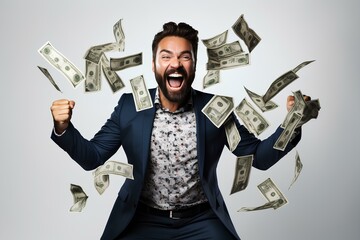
[154,66,195,105]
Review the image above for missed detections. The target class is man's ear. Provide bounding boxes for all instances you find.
[152,59,155,72]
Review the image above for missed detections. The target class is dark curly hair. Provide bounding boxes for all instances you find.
[152,22,199,63]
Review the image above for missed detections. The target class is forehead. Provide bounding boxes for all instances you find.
[157,36,193,53]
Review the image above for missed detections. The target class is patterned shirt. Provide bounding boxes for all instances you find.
[140,89,208,210]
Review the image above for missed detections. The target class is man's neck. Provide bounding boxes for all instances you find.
[159,95,181,113]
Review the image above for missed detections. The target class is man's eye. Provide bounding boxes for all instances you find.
[181,55,191,61]
[162,55,171,59]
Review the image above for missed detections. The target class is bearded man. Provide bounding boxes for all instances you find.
[50,22,303,240]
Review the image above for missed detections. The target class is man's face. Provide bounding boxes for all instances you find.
[152,36,196,105]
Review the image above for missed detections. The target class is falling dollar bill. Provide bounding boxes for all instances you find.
[203,70,220,89]
[202,95,234,128]
[238,199,283,212]
[93,161,134,195]
[292,60,315,73]
[262,60,314,103]
[85,60,101,92]
[289,151,303,190]
[244,86,278,112]
[130,75,153,111]
[37,66,62,92]
[38,41,85,88]
[101,55,125,93]
[113,18,125,51]
[110,52,142,71]
[262,70,299,103]
[257,178,288,209]
[274,112,302,151]
[206,53,250,70]
[84,42,123,64]
[201,30,228,49]
[84,45,103,65]
[94,161,134,179]
[207,41,243,61]
[70,184,88,212]
[234,98,269,136]
[230,155,253,194]
[225,119,241,152]
[232,14,261,52]
[94,174,110,195]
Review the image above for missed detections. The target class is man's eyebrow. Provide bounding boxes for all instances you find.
[159,49,172,54]
[179,50,192,55]
[159,49,192,55]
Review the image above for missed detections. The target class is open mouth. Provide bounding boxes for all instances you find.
[167,73,184,89]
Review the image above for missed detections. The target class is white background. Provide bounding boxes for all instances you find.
[1,0,359,239]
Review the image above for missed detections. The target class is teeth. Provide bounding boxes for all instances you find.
[168,73,182,78]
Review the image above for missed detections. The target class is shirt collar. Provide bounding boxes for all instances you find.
[154,87,193,113]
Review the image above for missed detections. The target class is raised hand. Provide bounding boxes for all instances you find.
[50,99,75,134]
[287,95,311,112]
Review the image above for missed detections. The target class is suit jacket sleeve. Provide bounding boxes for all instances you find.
[50,95,126,170]
[230,113,301,170]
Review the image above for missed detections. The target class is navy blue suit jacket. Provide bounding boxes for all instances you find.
[51,88,300,240]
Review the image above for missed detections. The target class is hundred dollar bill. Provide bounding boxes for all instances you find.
[113,18,125,51]
[262,70,299,103]
[206,53,250,70]
[262,60,314,103]
[84,42,123,64]
[244,86,278,112]
[85,60,101,92]
[257,178,288,209]
[273,112,302,151]
[110,52,142,71]
[94,161,134,179]
[93,161,134,195]
[38,41,85,88]
[238,199,283,212]
[202,95,234,128]
[289,151,303,190]
[230,155,253,194]
[101,55,125,93]
[207,41,243,61]
[225,119,241,152]
[232,14,261,52]
[293,60,315,73]
[130,75,153,111]
[201,30,228,49]
[70,184,88,212]
[94,173,110,195]
[203,70,220,89]
[234,98,269,136]
[37,66,62,92]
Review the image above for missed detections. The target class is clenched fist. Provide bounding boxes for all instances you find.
[50,99,75,134]
[286,95,311,112]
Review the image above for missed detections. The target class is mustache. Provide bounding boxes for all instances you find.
[164,66,187,77]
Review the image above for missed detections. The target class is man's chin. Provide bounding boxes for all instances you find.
[164,88,189,103]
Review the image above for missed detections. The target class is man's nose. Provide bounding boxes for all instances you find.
[170,57,182,68]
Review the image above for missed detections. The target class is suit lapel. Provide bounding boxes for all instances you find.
[193,90,206,178]
[139,89,157,176]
